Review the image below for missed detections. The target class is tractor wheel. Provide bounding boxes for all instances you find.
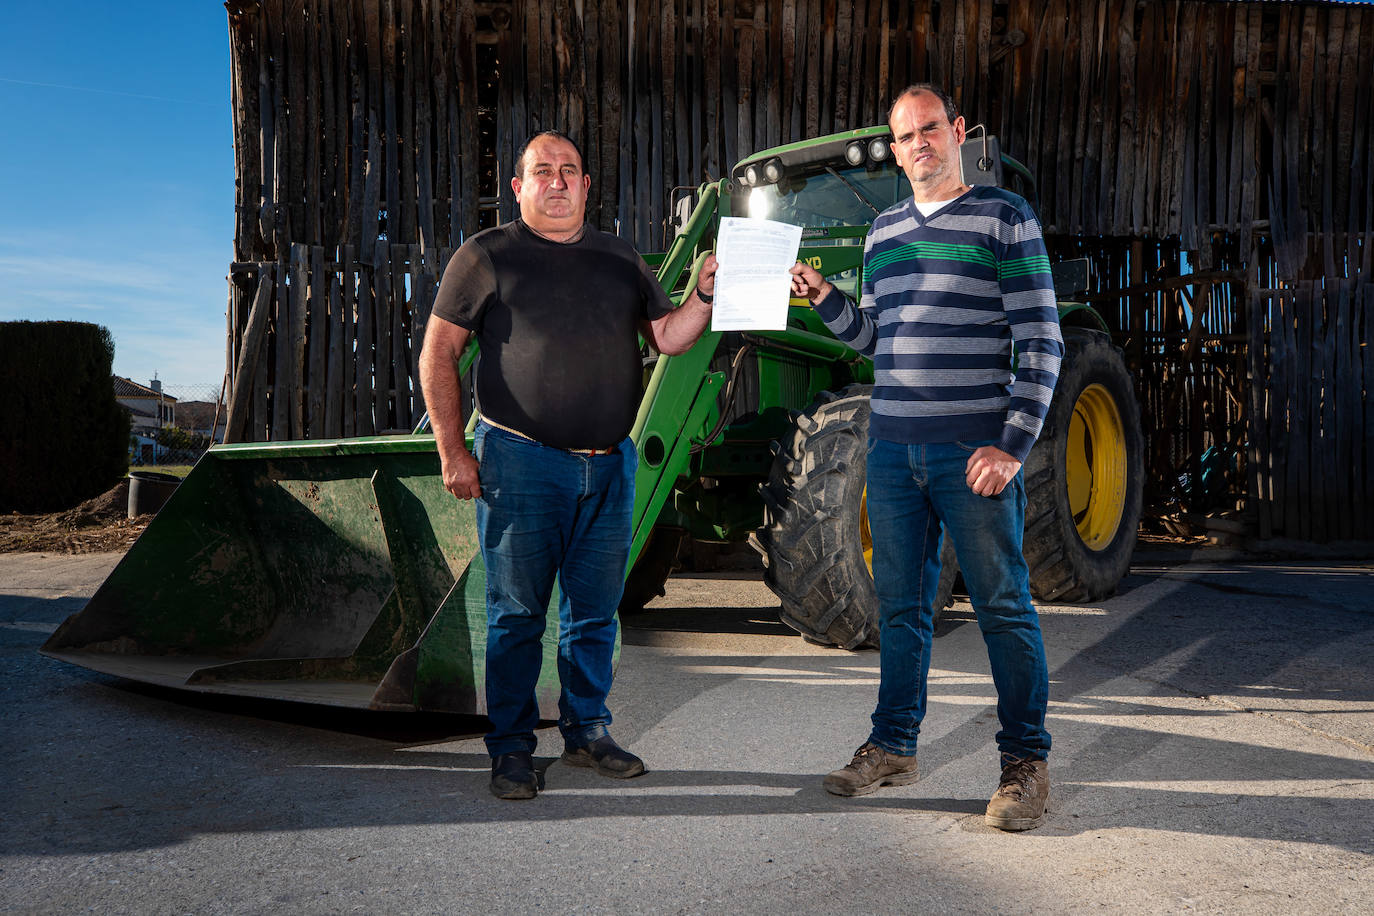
[750,385,955,649]
[1023,328,1144,602]
[618,526,687,614]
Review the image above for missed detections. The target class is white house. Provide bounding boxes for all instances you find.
[114,376,177,464]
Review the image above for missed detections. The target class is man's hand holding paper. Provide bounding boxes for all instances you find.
[710,217,804,331]
[788,259,833,303]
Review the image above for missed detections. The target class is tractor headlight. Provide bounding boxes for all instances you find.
[868,138,890,162]
[748,186,773,219]
[744,164,760,186]
[763,158,783,183]
[845,141,866,166]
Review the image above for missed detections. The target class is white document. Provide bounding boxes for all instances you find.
[710,217,804,331]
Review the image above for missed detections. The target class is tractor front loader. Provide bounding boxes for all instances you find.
[43,125,1144,713]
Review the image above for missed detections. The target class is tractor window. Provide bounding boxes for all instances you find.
[734,163,911,229]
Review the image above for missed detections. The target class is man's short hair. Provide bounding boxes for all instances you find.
[889,84,960,125]
[515,130,585,179]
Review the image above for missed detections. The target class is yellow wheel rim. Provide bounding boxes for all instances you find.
[1065,383,1128,550]
[860,486,874,575]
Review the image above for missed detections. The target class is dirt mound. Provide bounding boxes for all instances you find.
[0,480,150,554]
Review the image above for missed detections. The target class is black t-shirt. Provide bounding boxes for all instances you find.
[430,220,675,449]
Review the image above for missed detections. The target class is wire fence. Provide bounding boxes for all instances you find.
[129,381,227,469]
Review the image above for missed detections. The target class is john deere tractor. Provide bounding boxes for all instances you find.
[42,125,1143,714]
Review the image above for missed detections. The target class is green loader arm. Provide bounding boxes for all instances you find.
[626,180,728,569]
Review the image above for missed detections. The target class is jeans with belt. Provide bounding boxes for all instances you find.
[863,437,1051,761]
[473,421,637,756]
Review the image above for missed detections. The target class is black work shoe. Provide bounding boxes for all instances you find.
[561,735,647,778]
[490,751,539,800]
[985,755,1049,831]
[823,742,919,796]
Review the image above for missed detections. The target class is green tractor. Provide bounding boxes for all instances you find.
[42,125,1143,713]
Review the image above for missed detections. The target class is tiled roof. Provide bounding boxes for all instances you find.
[113,375,178,402]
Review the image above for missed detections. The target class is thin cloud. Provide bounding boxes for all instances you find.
[0,76,216,108]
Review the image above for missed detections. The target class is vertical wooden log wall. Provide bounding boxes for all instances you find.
[222,0,1372,542]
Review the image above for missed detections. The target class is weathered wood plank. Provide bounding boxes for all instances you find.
[1333,279,1354,541]
[272,253,291,440]
[381,0,402,253]
[340,245,357,436]
[373,254,392,433]
[949,0,968,114]
[862,0,881,126]
[408,243,429,422]
[599,0,622,232]
[284,0,307,242]
[583,0,601,225]
[781,0,797,141]
[1183,3,1203,245]
[652,0,667,240]
[705,0,721,179]
[1345,12,1374,276]
[307,245,328,436]
[354,264,375,436]
[360,0,382,263]
[455,0,478,241]
[254,265,274,440]
[225,267,274,444]
[562,0,587,141]
[1297,5,1319,247]
[1194,2,1216,244]
[332,1,353,244]
[346,0,365,251]
[1313,279,1335,543]
[324,266,344,438]
[289,243,309,437]
[413,0,435,254]
[1111,0,1135,234]
[302,0,321,244]
[1081,0,1105,236]
[1289,281,1313,541]
[1247,285,1271,538]
[227,3,263,262]
[824,0,846,130]
[1060,0,1082,233]
[265,0,288,257]
[630,0,650,246]
[797,0,818,141]
[737,11,754,160]
[391,243,410,430]
[1361,282,1374,539]
[893,0,911,93]
[720,0,738,172]
[1239,4,1262,250]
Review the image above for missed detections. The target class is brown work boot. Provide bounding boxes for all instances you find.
[823,742,919,796]
[985,755,1049,830]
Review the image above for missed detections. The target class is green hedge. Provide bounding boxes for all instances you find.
[0,321,131,512]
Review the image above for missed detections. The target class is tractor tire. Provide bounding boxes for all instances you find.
[618,526,687,614]
[1022,327,1144,602]
[751,386,957,649]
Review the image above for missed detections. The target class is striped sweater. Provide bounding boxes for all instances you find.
[814,186,1064,462]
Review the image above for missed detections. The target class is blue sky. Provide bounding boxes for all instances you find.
[0,2,233,392]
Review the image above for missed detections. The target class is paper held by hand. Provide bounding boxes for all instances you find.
[710,217,804,331]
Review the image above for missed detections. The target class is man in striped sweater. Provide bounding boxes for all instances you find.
[790,84,1064,831]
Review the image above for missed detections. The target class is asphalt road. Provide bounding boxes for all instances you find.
[2,549,1371,914]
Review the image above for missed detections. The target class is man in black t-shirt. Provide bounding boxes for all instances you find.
[419,130,717,800]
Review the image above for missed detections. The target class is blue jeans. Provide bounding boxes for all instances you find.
[473,422,637,757]
[864,437,1050,761]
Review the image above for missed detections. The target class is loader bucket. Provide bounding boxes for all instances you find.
[41,435,573,717]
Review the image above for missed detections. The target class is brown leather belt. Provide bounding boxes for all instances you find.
[481,417,618,456]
